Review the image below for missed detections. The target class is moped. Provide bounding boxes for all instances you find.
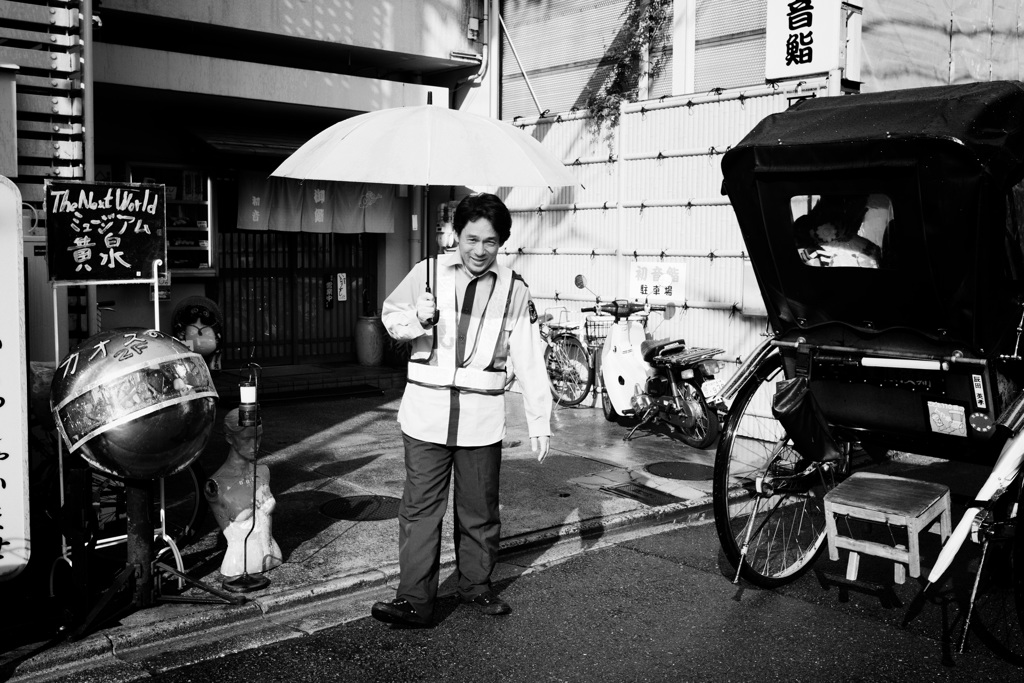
[575,275,725,448]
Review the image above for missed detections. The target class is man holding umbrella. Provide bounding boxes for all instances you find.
[372,193,552,627]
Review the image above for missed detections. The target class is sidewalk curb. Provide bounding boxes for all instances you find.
[497,494,714,556]
[10,493,714,680]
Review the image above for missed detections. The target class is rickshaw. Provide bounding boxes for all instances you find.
[711,81,1024,633]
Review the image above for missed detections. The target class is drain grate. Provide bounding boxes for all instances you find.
[601,483,682,507]
[319,495,401,521]
[646,461,715,481]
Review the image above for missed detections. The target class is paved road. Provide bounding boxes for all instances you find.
[141,522,1023,683]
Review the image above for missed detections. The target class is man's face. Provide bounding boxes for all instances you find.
[458,217,501,276]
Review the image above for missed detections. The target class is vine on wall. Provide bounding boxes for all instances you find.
[585,0,672,141]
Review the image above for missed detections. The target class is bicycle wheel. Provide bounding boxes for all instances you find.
[92,461,207,550]
[159,461,207,545]
[594,352,618,421]
[712,352,844,587]
[601,388,618,421]
[1015,476,1024,636]
[545,334,592,406]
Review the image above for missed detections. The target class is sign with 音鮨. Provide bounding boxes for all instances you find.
[0,175,30,581]
[45,180,167,283]
[765,0,842,82]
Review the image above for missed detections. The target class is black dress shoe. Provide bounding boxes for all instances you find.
[371,599,430,627]
[460,591,511,615]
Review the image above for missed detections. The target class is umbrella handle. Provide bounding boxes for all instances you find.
[425,257,440,325]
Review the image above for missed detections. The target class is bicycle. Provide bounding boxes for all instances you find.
[541,307,593,407]
[89,463,207,554]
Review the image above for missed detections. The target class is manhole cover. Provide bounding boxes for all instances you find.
[601,483,681,507]
[646,461,715,481]
[319,495,401,521]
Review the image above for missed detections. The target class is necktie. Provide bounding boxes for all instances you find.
[455,277,478,366]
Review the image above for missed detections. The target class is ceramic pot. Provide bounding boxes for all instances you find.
[355,316,385,366]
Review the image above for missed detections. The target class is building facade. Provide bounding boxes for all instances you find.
[3,0,494,365]
[2,0,1022,371]
[495,0,1024,370]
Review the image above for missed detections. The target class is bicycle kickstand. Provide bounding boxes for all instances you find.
[733,494,763,584]
[623,406,657,441]
[957,535,990,654]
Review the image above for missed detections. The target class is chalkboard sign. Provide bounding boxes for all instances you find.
[45,180,167,283]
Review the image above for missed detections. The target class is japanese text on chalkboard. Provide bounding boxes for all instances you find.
[46,181,167,283]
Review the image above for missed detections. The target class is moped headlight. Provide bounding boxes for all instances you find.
[698,360,724,375]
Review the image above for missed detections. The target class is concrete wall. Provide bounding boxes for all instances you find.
[99,0,480,61]
[94,281,207,336]
[861,0,1024,92]
[93,44,446,112]
[498,80,829,380]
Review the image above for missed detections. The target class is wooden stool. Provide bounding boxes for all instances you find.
[823,472,952,584]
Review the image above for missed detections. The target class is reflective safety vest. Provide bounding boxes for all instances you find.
[406,259,515,395]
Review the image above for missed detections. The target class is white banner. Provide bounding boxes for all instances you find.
[0,175,30,581]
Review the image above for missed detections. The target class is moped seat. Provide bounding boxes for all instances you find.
[640,338,686,363]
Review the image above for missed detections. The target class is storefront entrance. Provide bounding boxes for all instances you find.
[217,228,378,366]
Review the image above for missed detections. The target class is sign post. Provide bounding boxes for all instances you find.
[45,179,168,622]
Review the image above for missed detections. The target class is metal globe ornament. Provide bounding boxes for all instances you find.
[50,328,219,480]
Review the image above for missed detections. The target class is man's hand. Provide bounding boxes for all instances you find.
[531,435,551,463]
[416,292,436,326]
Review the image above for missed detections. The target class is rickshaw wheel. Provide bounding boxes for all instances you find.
[1015,479,1024,636]
[712,352,846,587]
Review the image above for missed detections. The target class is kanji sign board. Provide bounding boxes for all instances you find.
[45,180,167,283]
[628,261,685,303]
[765,0,843,82]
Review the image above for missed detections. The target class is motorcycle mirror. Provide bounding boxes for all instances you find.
[574,274,587,290]
[664,303,677,320]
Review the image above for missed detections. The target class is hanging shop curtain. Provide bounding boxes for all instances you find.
[236,172,395,233]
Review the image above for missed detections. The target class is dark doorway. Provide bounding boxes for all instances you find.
[217,228,378,366]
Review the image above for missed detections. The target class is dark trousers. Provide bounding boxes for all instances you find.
[397,434,502,619]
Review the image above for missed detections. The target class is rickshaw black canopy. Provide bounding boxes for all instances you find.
[722,81,1024,356]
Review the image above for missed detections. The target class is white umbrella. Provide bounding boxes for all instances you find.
[271,105,578,189]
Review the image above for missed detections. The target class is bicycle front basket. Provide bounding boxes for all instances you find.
[585,315,613,347]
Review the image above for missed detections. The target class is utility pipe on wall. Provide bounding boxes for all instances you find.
[498,13,544,116]
[453,1,489,100]
[489,0,500,118]
[82,0,93,183]
[82,0,98,336]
